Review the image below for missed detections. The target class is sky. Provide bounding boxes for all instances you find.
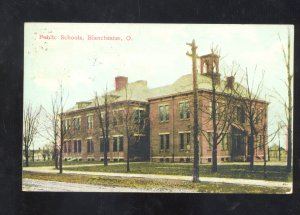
[24,23,294,148]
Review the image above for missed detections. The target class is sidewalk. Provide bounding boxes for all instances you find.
[23,166,293,189]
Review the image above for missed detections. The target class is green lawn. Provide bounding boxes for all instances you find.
[23,171,290,194]
[64,162,292,182]
[23,160,98,167]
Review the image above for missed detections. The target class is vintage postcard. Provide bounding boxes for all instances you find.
[23,23,293,193]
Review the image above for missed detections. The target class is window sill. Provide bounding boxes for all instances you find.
[179,118,190,121]
[159,121,169,124]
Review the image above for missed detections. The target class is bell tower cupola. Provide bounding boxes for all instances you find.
[200,53,220,75]
[199,53,220,84]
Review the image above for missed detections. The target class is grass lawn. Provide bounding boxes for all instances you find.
[23,160,98,167]
[23,171,290,194]
[64,162,292,182]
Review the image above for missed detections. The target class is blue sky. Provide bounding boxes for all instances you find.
[24,23,294,148]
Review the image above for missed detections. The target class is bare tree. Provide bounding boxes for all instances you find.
[57,83,69,174]
[42,143,52,161]
[39,93,60,169]
[95,89,111,166]
[198,55,240,173]
[260,105,282,179]
[278,29,293,172]
[234,69,266,171]
[23,103,41,167]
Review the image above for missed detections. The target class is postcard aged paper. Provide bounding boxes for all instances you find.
[23,23,293,193]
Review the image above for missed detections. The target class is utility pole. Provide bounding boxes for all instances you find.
[32,141,35,162]
[59,85,64,174]
[186,39,200,182]
[278,124,281,161]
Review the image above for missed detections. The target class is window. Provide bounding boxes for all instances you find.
[208,101,212,114]
[63,141,67,153]
[118,110,124,125]
[74,117,81,130]
[203,61,208,73]
[68,141,72,153]
[208,102,221,119]
[160,135,164,150]
[159,105,169,122]
[87,139,94,153]
[207,132,212,151]
[99,112,105,128]
[112,111,118,126]
[100,138,104,152]
[165,134,169,150]
[213,61,217,72]
[256,109,263,124]
[78,140,81,153]
[186,133,191,146]
[179,132,191,151]
[259,135,263,150]
[119,137,124,151]
[100,138,109,152]
[180,133,184,150]
[236,107,245,123]
[113,136,124,152]
[134,109,145,124]
[113,137,118,152]
[74,140,77,153]
[159,134,169,150]
[87,115,93,129]
[179,102,190,119]
[73,140,81,153]
[63,119,71,131]
[221,134,228,151]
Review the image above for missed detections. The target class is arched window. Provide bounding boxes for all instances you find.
[213,61,217,72]
[203,61,208,73]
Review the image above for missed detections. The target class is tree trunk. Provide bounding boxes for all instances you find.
[286,30,292,172]
[287,125,292,172]
[104,138,108,166]
[103,95,109,167]
[127,136,130,172]
[54,148,58,169]
[212,146,218,173]
[211,72,218,173]
[25,146,29,167]
[249,135,254,171]
[263,137,267,179]
[278,138,281,161]
[32,143,35,162]
[59,114,63,174]
[59,145,63,173]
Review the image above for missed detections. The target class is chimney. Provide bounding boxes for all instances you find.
[226,76,235,89]
[115,76,128,91]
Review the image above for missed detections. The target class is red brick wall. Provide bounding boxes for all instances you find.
[149,91,268,163]
[62,102,148,161]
